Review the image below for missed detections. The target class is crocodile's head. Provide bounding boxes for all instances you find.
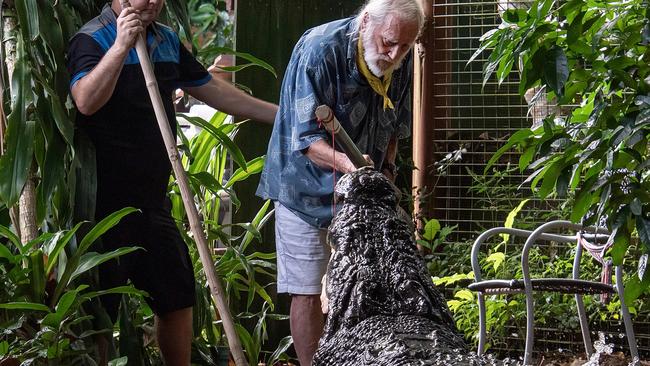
[323,168,453,340]
[333,166,398,210]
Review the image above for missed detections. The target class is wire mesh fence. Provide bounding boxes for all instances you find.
[427,0,650,359]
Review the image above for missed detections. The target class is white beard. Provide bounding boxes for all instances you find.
[361,27,406,78]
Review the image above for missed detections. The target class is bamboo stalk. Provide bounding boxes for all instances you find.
[120,2,247,365]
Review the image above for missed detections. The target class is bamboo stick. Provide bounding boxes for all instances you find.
[119,2,247,365]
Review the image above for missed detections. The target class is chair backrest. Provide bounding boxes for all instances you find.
[576,232,614,302]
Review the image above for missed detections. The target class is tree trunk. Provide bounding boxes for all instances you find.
[2,5,37,243]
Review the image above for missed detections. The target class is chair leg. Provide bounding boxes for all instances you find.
[524,287,535,365]
[575,293,594,356]
[477,293,487,355]
[616,267,639,360]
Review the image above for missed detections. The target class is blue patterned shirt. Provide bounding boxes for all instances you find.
[256,17,412,228]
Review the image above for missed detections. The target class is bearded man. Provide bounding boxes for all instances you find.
[256,0,424,364]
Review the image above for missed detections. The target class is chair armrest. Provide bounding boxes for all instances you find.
[470,227,558,282]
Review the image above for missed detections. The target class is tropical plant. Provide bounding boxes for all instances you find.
[475,0,650,300]
[172,110,292,365]
[0,208,144,364]
[427,164,626,351]
[0,0,193,238]
[1,0,287,363]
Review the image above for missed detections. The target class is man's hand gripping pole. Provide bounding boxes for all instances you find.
[315,105,372,169]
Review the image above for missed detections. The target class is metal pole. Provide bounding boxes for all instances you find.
[413,0,434,225]
[120,2,247,364]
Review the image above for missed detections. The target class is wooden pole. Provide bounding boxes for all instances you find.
[315,105,370,169]
[121,2,247,365]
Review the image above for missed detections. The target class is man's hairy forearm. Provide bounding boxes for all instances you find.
[71,46,129,116]
[304,139,356,174]
[186,77,278,124]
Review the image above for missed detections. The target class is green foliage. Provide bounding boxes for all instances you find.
[417,218,457,252]
[427,165,632,350]
[477,0,650,298]
[0,211,145,364]
[172,110,291,364]
[0,0,285,363]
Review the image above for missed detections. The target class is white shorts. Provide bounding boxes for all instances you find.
[274,202,330,295]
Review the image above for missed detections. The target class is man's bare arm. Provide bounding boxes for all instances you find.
[185,77,278,124]
[305,139,373,174]
[71,7,143,115]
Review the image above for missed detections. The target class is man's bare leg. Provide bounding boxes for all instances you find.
[290,294,325,366]
[156,306,193,366]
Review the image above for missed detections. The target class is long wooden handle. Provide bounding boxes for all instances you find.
[120,2,248,365]
[315,105,370,168]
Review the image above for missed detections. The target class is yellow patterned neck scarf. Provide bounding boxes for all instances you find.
[357,37,394,110]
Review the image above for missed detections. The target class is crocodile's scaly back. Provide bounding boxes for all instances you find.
[313,168,514,366]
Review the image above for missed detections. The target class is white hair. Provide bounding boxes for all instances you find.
[354,0,425,35]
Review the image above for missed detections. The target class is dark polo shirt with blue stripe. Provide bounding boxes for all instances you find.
[67,4,211,212]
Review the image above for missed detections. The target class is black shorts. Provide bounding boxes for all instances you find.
[96,204,196,321]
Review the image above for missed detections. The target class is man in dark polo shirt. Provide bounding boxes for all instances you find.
[66,0,277,364]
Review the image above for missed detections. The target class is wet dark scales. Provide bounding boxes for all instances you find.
[313,168,514,366]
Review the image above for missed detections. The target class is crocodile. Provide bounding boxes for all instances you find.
[312,167,511,366]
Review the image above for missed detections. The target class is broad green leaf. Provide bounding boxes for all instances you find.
[200,46,277,78]
[15,0,39,41]
[610,227,629,266]
[454,289,474,302]
[70,247,142,282]
[538,159,564,199]
[38,132,67,217]
[235,323,256,366]
[240,200,273,251]
[486,252,506,272]
[46,222,85,275]
[42,286,84,328]
[485,129,533,173]
[266,336,293,366]
[500,199,529,244]
[179,114,248,170]
[53,208,137,305]
[555,167,570,198]
[570,189,593,223]
[108,357,129,366]
[519,146,536,172]
[225,156,265,188]
[566,11,584,45]
[0,302,50,312]
[636,215,650,252]
[189,171,225,194]
[0,47,36,207]
[0,224,22,251]
[0,243,15,262]
[543,46,568,97]
[624,274,650,305]
[83,285,148,299]
[77,207,138,256]
[422,219,441,241]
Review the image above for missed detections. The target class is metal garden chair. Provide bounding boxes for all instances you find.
[467,220,638,365]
